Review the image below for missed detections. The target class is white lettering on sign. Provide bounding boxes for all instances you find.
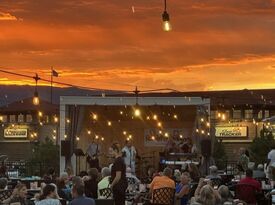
[215,127,247,137]
[4,128,28,138]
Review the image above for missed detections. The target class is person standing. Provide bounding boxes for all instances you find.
[122,140,136,174]
[110,143,128,205]
[86,139,101,170]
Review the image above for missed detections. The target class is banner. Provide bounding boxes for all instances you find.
[4,128,28,138]
[215,126,247,137]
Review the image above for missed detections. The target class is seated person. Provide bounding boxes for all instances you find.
[97,167,111,198]
[126,167,140,184]
[253,164,266,179]
[218,185,233,204]
[206,166,221,180]
[149,167,175,193]
[238,169,261,191]
[175,173,190,205]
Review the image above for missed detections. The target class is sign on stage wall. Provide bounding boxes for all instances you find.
[144,128,185,146]
[4,128,28,138]
[215,126,247,137]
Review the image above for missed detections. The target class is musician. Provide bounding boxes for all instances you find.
[122,140,136,174]
[86,139,101,170]
[164,138,178,155]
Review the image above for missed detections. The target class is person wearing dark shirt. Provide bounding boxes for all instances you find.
[69,181,95,205]
[110,143,128,205]
[84,168,99,199]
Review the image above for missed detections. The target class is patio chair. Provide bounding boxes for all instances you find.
[0,189,13,202]
[152,187,175,205]
[98,188,113,199]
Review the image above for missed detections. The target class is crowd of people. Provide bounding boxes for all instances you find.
[1,144,275,205]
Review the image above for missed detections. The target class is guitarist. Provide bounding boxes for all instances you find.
[86,139,101,170]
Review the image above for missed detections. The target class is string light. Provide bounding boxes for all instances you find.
[164,132,169,137]
[54,116,58,123]
[64,134,67,139]
[146,116,150,120]
[0,116,3,121]
[123,131,127,135]
[107,121,112,126]
[221,114,226,121]
[200,118,204,122]
[38,111,43,117]
[128,134,132,139]
[206,122,210,127]
[201,130,205,134]
[95,135,99,139]
[76,136,80,141]
[173,114,177,119]
[180,134,183,138]
[92,114,98,120]
[87,130,91,135]
[134,109,141,117]
[120,111,123,115]
[39,122,43,126]
[66,119,70,123]
[53,136,56,140]
[159,130,162,134]
[151,136,156,140]
[53,129,56,134]
[153,115,158,120]
[157,122,162,127]
[196,129,199,133]
[101,137,104,141]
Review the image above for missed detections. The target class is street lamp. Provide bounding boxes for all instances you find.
[162,0,172,31]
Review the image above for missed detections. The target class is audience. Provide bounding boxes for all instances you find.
[192,183,221,205]
[35,184,60,205]
[188,163,201,183]
[175,173,190,205]
[206,166,221,180]
[69,181,95,205]
[238,169,261,191]
[149,167,175,193]
[84,168,99,199]
[253,164,266,179]
[0,178,7,190]
[97,167,111,198]
[126,167,140,184]
[218,185,233,204]
[9,183,29,205]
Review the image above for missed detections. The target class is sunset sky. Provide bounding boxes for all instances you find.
[1,0,275,92]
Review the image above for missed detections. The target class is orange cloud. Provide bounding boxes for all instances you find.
[0,12,19,21]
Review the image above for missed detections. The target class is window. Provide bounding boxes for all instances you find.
[265,110,270,118]
[210,111,217,119]
[9,115,16,123]
[0,115,8,122]
[258,110,263,119]
[244,110,253,119]
[233,110,242,119]
[26,114,33,123]
[18,114,24,123]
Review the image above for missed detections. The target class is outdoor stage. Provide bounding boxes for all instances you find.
[59,96,210,175]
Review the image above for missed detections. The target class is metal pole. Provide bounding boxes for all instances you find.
[51,67,53,104]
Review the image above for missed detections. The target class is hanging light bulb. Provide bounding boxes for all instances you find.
[134,108,141,117]
[33,73,40,105]
[33,91,40,105]
[162,0,171,31]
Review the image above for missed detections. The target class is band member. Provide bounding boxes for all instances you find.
[164,138,178,155]
[86,139,101,170]
[122,140,136,174]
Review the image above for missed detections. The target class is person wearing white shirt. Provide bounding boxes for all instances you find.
[122,140,136,174]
